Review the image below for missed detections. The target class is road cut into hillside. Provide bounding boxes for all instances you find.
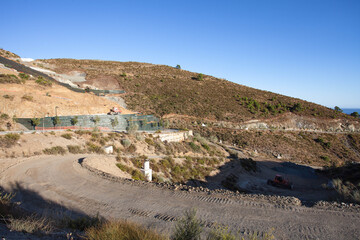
[0,155,359,240]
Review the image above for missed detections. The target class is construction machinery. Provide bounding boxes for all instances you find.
[267,175,293,190]
[108,107,122,115]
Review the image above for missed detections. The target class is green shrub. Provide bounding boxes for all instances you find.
[201,143,210,151]
[350,112,359,118]
[21,94,33,101]
[62,214,103,231]
[35,77,52,86]
[320,156,330,162]
[116,163,132,173]
[71,116,78,125]
[290,103,302,112]
[172,209,203,240]
[0,74,24,84]
[52,116,61,126]
[87,142,105,154]
[189,142,200,152]
[61,133,72,139]
[334,106,343,113]
[43,146,66,155]
[18,73,29,80]
[131,169,145,181]
[145,138,155,145]
[127,144,137,153]
[31,118,40,128]
[332,179,360,204]
[0,133,20,147]
[75,130,92,136]
[3,94,14,100]
[111,117,119,127]
[121,139,131,148]
[67,145,82,154]
[127,123,139,135]
[0,113,9,120]
[197,73,204,81]
[85,219,166,240]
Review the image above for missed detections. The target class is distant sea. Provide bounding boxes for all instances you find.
[342,108,360,115]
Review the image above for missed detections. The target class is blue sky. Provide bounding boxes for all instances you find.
[1,0,359,108]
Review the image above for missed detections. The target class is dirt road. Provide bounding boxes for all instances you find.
[1,155,359,239]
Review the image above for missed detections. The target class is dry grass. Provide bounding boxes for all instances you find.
[6,215,54,234]
[319,162,360,203]
[84,220,167,240]
[43,146,67,155]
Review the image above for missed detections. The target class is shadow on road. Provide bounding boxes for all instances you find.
[185,156,337,204]
[2,181,95,221]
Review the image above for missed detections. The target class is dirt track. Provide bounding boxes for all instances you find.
[1,155,359,240]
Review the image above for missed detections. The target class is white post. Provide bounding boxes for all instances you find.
[141,159,152,181]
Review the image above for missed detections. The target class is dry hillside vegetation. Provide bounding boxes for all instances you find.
[0,48,20,59]
[39,59,356,123]
[198,128,360,166]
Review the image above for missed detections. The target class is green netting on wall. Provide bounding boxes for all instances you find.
[16,114,161,131]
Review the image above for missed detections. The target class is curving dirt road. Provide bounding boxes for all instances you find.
[1,155,359,240]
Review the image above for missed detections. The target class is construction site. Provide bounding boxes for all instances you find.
[0,51,359,240]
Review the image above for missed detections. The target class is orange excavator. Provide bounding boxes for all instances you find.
[267,175,293,190]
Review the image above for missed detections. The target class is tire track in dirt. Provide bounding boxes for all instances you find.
[1,155,360,240]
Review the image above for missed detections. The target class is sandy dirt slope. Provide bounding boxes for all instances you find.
[0,81,133,118]
[1,155,359,240]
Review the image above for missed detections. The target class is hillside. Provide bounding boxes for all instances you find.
[1,49,359,166]
[0,64,132,130]
[37,58,357,124]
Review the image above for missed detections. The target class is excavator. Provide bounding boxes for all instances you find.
[267,175,293,190]
[107,107,122,115]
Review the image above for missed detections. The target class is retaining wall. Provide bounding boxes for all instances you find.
[16,114,161,131]
[154,130,193,142]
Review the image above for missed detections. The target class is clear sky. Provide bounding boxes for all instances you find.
[1,0,359,108]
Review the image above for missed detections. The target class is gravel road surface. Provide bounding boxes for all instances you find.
[1,155,359,240]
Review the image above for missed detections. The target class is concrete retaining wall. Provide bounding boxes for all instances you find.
[154,130,193,142]
[16,114,161,131]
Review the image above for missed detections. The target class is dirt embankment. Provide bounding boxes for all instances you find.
[0,80,132,119]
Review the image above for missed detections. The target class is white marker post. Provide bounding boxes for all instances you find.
[141,159,152,181]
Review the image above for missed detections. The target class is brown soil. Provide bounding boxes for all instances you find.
[0,81,133,119]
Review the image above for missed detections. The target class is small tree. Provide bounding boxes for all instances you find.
[291,103,302,112]
[334,106,343,113]
[31,118,41,130]
[197,73,204,81]
[71,116,78,126]
[93,116,100,126]
[111,117,119,128]
[176,64,181,69]
[350,112,359,118]
[53,116,60,127]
